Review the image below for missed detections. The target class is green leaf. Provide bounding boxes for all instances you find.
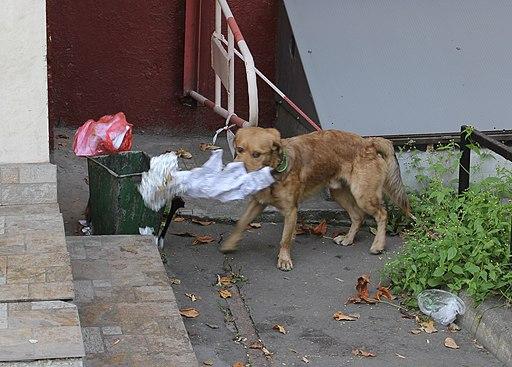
[464,262,480,275]
[447,247,457,261]
[432,266,446,277]
[451,264,464,275]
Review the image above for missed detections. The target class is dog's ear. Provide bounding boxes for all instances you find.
[267,128,281,151]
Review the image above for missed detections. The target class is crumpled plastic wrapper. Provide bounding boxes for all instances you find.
[138,149,275,212]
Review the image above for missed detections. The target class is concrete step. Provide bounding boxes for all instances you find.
[0,207,73,303]
[0,164,57,206]
[67,235,198,366]
[0,300,84,362]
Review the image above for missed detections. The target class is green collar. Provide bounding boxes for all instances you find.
[274,150,288,173]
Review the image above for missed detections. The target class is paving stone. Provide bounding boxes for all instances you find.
[28,282,74,301]
[68,236,197,366]
[0,184,57,206]
[18,164,56,184]
[81,327,104,354]
[0,301,84,362]
[0,204,60,217]
[0,167,19,184]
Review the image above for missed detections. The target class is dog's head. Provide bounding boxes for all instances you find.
[233,127,282,172]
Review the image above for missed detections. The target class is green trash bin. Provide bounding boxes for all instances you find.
[87,151,162,235]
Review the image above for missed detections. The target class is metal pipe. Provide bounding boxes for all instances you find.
[214,1,222,107]
[214,34,321,131]
[189,90,249,127]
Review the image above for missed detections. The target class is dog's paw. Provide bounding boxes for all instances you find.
[369,246,384,255]
[334,234,353,246]
[277,258,293,271]
[219,242,238,254]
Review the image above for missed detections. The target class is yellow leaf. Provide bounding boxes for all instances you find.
[333,311,360,321]
[179,308,199,318]
[444,337,459,349]
[176,148,192,159]
[217,274,233,286]
[219,289,232,299]
[420,320,438,334]
[173,216,186,222]
[272,324,287,334]
[352,348,376,357]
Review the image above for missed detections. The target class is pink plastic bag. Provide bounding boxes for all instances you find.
[73,112,133,157]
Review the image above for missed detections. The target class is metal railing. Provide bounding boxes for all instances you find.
[183,0,321,131]
[458,125,512,254]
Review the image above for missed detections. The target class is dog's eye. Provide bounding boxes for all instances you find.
[252,152,261,158]
[236,147,244,154]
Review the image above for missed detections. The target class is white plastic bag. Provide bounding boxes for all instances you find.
[417,289,466,325]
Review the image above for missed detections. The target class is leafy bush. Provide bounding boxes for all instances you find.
[383,142,512,305]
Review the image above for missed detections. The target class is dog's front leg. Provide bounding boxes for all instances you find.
[219,199,266,253]
[277,206,297,271]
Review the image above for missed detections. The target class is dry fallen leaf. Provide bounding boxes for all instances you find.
[346,274,377,304]
[295,222,311,235]
[176,148,193,159]
[217,275,233,287]
[410,329,422,335]
[369,227,378,235]
[444,337,459,349]
[185,293,198,302]
[333,311,360,321]
[273,324,287,334]
[203,359,214,366]
[473,339,484,350]
[232,362,245,367]
[173,216,186,222]
[373,286,394,301]
[169,277,181,285]
[249,340,272,356]
[192,219,214,226]
[193,235,215,245]
[420,320,438,334]
[179,308,199,318]
[311,220,328,236]
[448,323,461,332]
[219,289,232,299]
[200,143,221,151]
[352,348,376,358]
[249,222,262,228]
[301,356,310,363]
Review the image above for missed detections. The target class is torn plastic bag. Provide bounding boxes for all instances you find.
[138,149,275,211]
[73,112,133,156]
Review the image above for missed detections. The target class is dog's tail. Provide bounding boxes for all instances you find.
[368,137,414,219]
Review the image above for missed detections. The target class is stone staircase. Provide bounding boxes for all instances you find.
[1,163,198,366]
[0,163,84,365]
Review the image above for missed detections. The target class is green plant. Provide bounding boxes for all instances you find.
[383,141,512,306]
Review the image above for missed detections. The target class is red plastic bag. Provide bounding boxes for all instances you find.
[73,112,133,156]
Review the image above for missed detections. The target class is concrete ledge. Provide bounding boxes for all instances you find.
[459,293,512,366]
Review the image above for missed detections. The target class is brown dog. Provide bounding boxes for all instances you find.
[220,127,411,271]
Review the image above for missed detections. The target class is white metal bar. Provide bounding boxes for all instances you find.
[238,41,258,126]
[214,1,222,108]
[215,34,285,98]
[227,28,235,113]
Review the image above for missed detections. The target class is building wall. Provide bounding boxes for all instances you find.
[46,0,278,132]
[0,1,49,164]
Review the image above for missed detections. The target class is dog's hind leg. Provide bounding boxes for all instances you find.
[220,199,266,253]
[329,187,365,246]
[277,206,298,271]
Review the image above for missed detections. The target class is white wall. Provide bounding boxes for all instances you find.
[0,1,49,164]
